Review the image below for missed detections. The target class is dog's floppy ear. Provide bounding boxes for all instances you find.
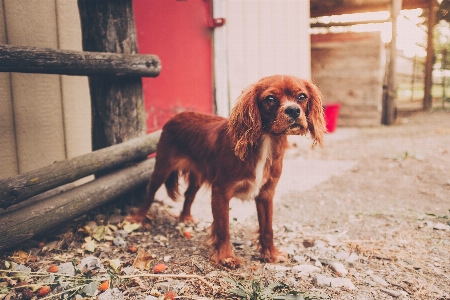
[228,84,262,161]
[305,81,327,147]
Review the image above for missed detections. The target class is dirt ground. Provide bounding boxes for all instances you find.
[1,110,450,300]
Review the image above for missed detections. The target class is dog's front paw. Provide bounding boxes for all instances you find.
[220,256,242,269]
[261,247,287,263]
[211,250,242,269]
[179,214,197,224]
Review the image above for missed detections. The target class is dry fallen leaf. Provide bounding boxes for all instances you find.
[123,221,141,233]
[92,226,106,241]
[109,259,122,272]
[10,250,29,264]
[82,237,97,253]
[132,250,153,271]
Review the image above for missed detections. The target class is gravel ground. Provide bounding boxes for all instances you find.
[1,110,449,300]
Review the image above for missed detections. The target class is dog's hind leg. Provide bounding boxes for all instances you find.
[179,172,201,223]
[131,157,174,223]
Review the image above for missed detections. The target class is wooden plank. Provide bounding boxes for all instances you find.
[0,44,161,77]
[0,131,160,209]
[311,0,430,17]
[0,158,155,251]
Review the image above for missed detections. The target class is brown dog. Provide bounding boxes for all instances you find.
[130,75,326,268]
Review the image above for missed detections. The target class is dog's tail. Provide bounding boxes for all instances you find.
[165,171,180,201]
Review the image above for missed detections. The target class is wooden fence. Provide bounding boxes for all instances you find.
[0,0,161,251]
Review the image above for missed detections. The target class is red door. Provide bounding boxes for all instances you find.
[133,0,214,133]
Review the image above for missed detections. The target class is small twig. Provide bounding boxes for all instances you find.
[39,284,87,300]
[119,274,213,289]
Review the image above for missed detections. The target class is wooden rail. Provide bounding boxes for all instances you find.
[0,131,160,209]
[0,159,155,251]
[0,44,161,77]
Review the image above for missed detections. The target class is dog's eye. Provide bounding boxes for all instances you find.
[297,93,307,101]
[264,96,277,105]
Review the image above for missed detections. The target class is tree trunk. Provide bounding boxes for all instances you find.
[77,0,147,151]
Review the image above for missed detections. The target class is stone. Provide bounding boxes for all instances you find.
[346,252,359,263]
[154,280,186,293]
[267,265,291,272]
[292,264,321,276]
[380,288,402,297]
[433,222,450,231]
[315,274,356,290]
[303,238,315,248]
[370,274,389,287]
[284,244,299,255]
[98,288,124,300]
[334,250,350,261]
[324,261,348,277]
[57,262,76,276]
[286,276,297,287]
[115,230,129,239]
[315,240,327,248]
[78,256,103,271]
[293,255,305,263]
[113,236,127,248]
[284,224,295,232]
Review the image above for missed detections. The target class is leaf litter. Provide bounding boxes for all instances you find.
[1,111,450,299]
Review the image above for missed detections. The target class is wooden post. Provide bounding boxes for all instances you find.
[77,0,146,151]
[423,0,437,111]
[77,0,149,205]
[382,0,402,125]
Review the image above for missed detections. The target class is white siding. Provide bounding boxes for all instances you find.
[215,0,311,113]
[0,1,18,178]
[0,0,91,179]
[56,0,92,159]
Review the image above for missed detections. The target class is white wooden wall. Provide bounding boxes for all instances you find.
[213,0,312,116]
[0,0,91,179]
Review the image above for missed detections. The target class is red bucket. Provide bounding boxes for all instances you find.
[323,103,341,133]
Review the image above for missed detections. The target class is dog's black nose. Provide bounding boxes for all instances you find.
[285,105,301,119]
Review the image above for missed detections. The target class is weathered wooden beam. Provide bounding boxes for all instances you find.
[310,0,429,18]
[0,158,154,251]
[0,44,161,77]
[423,0,437,111]
[0,131,160,209]
[382,0,402,125]
[310,19,388,28]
